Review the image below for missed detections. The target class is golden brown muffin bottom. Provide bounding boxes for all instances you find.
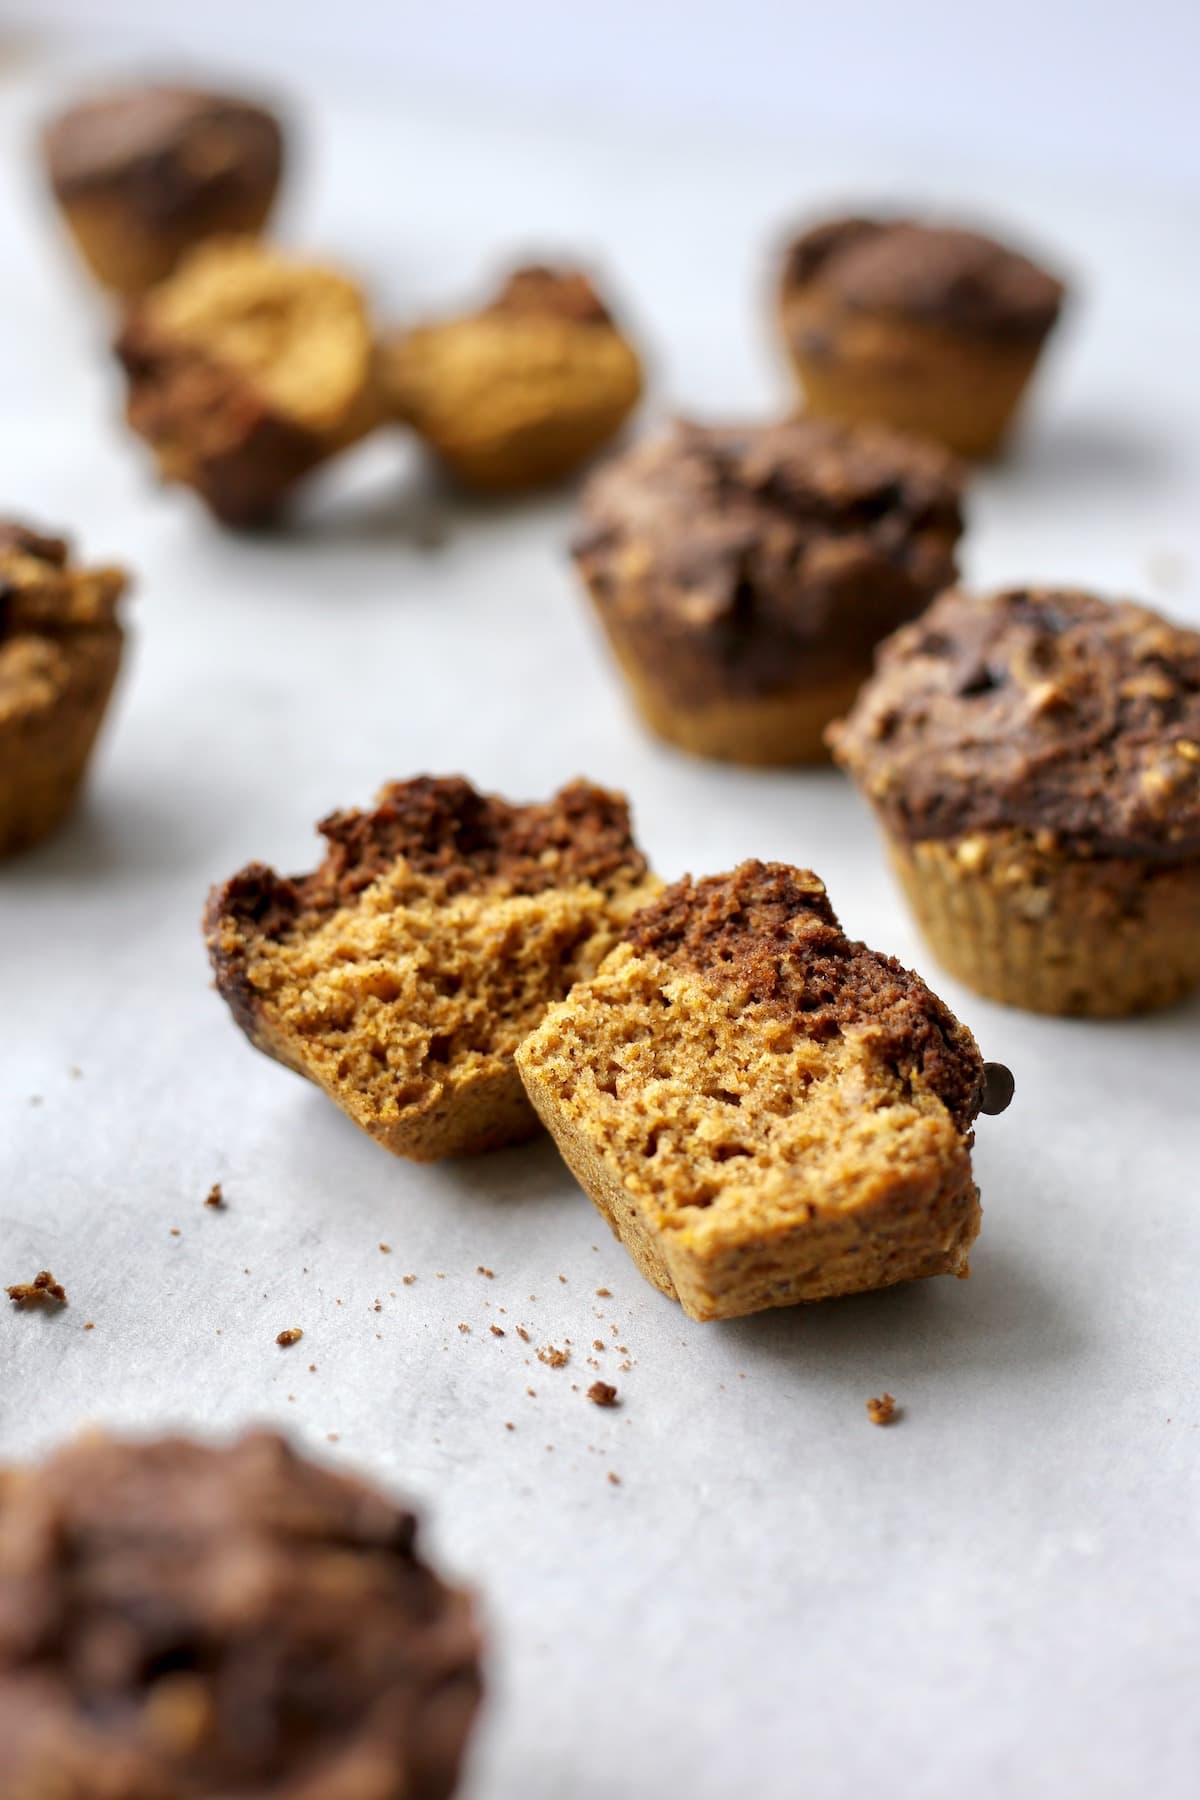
[891,830,1200,1016]
[0,633,123,856]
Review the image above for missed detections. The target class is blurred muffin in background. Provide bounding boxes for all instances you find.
[42,84,286,298]
[381,264,643,493]
[777,214,1066,456]
[573,414,965,765]
[116,237,382,527]
[0,521,128,855]
[829,586,1200,1015]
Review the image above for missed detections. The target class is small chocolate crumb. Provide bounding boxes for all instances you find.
[593,1339,606,1351]
[169,1228,181,1237]
[6,1270,67,1307]
[504,1421,515,1431]
[867,1393,898,1425]
[595,1287,611,1297]
[204,1182,225,1208]
[379,1243,392,1253]
[83,1320,94,1331]
[515,1326,531,1342]
[477,1266,494,1278]
[588,1381,619,1407]
[526,1387,536,1398]
[607,1471,621,1485]
[458,1323,471,1334]
[402,1274,415,1285]
[558,1274,567,1283]
[490,1325,505,1337]
[981,1062,1015,1116]
[276,1327,304,1347]
[537,1345,569,1368]
[372,1301,382,1313]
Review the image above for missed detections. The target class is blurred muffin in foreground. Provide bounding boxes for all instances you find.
[572,415,965,764]
[116,236,382,527]
[381,264,643,493]
[0,521,128,856]
[0,1428,483,1799]
[830,587,1200,1015]
[777,214,1066,456]
[42,83,286,297]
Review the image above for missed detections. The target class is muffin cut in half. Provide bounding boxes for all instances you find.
[205,776,659,1160]
[0,1429,482,1800]
[516,861,1012,1321]
[830,587,1200,1016]
[0,520,128,856]
[116,236,382,526]
[42,83,286,298]
[381,264,643,493]
[778,214,1065,457]
[573,416,964,764]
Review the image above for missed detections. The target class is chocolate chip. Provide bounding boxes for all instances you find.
[980,1061,1015,1115]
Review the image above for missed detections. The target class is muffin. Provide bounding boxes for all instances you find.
[572,416,964,764]
[0,1429,482,1799]
[116,237,381,526]
[205,776,659,1160]
[381,264,643,493]
[0,520,128,856]
[830,587,1200,1015]
[516,861,1013,1321]
[778,215,1066,457]
[42,84,285,298]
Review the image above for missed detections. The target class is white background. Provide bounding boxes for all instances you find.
[2,14,1199,1800]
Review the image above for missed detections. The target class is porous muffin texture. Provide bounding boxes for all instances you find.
[0,521,127,855]
[831,587,1200,1014]
[205,777,659,1160]
[517,861,1008,1321]
[116,237,381,525]
[778,215,1065,456]
[42,84,285,296]
[381,265,642,492]
[0,1430,482,1800]
[573,416,964,764]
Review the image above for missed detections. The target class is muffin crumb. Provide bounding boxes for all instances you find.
[275,1327,303,1347]
[866,1393,898,1425]
[6,1271,67,1307]
[587,1381,619,1407]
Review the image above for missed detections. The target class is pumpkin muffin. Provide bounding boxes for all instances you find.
[205,776,659,1160]
[830,587,1200,1015]
[0,1429,482,1800]
[116,237,382,526]
[42,83,285,298]
[572,416,964,764]
[0,520,128,856]
[516,861,1013,1321]
[381,264,643,493]
[778,214,1066,457]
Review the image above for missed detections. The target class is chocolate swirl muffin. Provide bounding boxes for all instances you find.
[573,416,965,764]
[42,84,286,297]
[0,520,128,855]
[0,1429,482,1799]
[517,860,1013,1320]
[831,587,1200,1014]
[778,214,1066,457]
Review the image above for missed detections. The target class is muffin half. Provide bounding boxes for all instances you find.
[778,215,1065,457]
[42,84,285,298]
[517,860,1012,1321]
[205,776,659,1160]
[573,416,964,764]
[0,521,128,855]
[830,587,1200,1015]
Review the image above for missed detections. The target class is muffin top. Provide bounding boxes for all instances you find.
[831,587,1200,857]
[43,85,283,207]
[782,216,1065,341]
[0,522,126,727]
[574,417,964,696]
[0,1430,481,1799]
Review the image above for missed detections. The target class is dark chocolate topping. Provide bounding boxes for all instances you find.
[43,85,283,221]
[831,587,1200,857]
[0,522,125,643]
[574,417,964,703]
[0,1430,481,1800]
[782,215,1064,341]
[624,860,986,1132]
[487,265,614,327]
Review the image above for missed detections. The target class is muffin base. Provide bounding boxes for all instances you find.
[891,831,1200,1016]
[0,639,122,856]
[57,190,276,297]
[780,295,1047,458]
[612,653,867,765]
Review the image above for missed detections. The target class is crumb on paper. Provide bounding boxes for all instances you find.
[558,1274,567,1283]
[327,1432,339,1443]
[537,1345,569,1368]
[308,1363,317,1372]
[276,1327,304,1347]
[477,1265,494,1278]
[866,1393,898,1426]
[515,1325,531,1343]
[504,1421,515,1431]
[490,1324,505,1337]
[6,1270,67,1307]
[607,1471,621,1486]
[169,1228,181,1237]
[204,1183,224,1208]
[593,1339,605,1351]
[588,1381,619,1407]
[402,1274,415,1285]
[596,1287,611,1297]
[379,1242,391,1253]
[458,1322,471,1334]
[84,1320,94,1331]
